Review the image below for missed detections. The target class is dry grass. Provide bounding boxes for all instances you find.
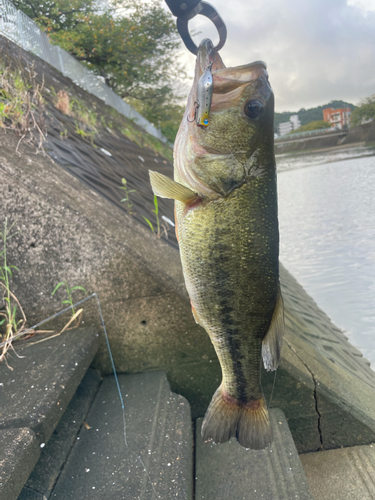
[55,90,71,115]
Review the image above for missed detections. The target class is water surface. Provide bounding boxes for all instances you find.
[277,148,375,368]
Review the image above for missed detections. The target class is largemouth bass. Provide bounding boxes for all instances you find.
[149,39,284,449]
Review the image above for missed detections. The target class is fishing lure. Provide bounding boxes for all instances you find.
[195,63,213,127]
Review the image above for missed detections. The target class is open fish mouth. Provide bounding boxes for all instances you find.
[194,39,226,80]
[189,39,269,118]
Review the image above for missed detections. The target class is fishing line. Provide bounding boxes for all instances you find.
[268,367,278,408]
[0,293,97,348]
[94,297,159,498]
[1,293,159,499]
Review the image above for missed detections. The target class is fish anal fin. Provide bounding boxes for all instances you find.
[191,302,203,326]
[149,170,197,204]
[262,284,285,371]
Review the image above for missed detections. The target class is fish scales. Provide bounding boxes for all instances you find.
[176,177,279,399]
[149,38,284,449]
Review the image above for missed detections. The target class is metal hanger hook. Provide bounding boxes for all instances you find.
[177,1,227,55]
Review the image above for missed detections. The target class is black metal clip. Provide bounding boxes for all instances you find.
[164,0,227,55]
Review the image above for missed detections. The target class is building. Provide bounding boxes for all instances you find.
[279,121,293,136]
[278,114,301,136]
[290,114,301,130]
[323,107,351,129]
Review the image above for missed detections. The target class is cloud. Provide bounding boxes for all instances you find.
[177,0,375,111]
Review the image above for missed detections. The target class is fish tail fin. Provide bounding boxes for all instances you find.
[201,387,272,449]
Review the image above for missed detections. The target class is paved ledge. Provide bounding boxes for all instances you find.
[0,428,40,500]
[300,444,375,500]
[19,369,101,500]
[0,326,100,445]
[51,372,193,499]
[16,487,46,500]
[195,408,313,500]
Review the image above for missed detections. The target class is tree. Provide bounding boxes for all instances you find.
[14,0,186,134]
[290,120,331,134]
[12,0,98,32]
[351,95,375,126]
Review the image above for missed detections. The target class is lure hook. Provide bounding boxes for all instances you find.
[187,100,200,123]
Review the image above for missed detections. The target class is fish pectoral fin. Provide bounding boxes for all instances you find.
[149,170,198,204]
[262,284,284,371]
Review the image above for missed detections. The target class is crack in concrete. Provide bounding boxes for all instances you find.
[285,339,324,450]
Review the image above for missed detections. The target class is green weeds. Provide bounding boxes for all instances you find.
[52,281,87,327]
[53,89,97,142]
[60,128,68,139]
[119,177,136,214]
[143,195,169,239]
[74,121,96,142]
[0,219,26,365]
[0,62,46,154]
[71,97,97,129]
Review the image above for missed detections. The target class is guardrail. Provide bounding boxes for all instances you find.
[0,0,168,143]
[275,127,348,142]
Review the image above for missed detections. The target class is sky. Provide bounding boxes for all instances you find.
[167,0,375,113]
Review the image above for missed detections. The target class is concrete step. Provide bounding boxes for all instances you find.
[300,444,375,500]
[50,371,193,500]
[0,428,40,500]
[0,326,100,500]
[195,408,313,500]
[18,369,101,500]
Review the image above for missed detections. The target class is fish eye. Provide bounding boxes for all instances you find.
[244,100,264,120]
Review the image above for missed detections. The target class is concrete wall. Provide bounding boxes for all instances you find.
[275,120,375,154]
[0,131,219,413]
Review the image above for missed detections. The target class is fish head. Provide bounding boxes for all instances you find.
[174,39,275,197]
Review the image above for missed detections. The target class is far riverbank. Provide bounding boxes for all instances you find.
[276,143,375,172]
[275,120,375,155]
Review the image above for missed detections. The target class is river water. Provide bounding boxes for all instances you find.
[277,146,375,368]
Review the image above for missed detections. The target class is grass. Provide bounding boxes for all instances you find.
[70,97,97,129]
[0,60,47,154]
[119,177,136,214]
[74,121,96,142]
[0,217,88,365]
[52,281,87,328]
[54,89,70,115]
[51,77,173,161]
[53,89,98,142]
[0,219,26,365]
[118,121,173,162]
[143,195,169,239]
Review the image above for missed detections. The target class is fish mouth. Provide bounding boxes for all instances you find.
[174,40,270,198]
[195,39,267,91]
[193,40,268,111]
[195,38,226,81]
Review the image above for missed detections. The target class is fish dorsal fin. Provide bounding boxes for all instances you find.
[149,170,197,204]
[262,284,284,371]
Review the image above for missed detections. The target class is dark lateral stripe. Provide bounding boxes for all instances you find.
[210,222,249,401]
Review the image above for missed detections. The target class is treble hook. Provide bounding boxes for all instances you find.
[187,99,200,123]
